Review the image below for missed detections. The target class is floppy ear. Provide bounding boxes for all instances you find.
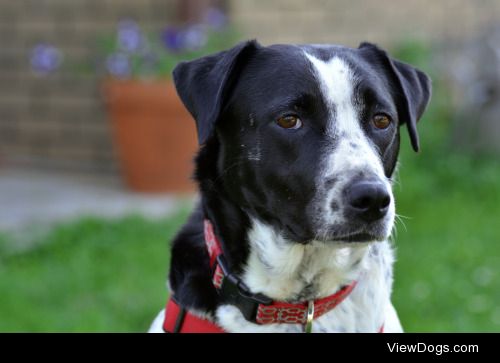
[173,40,260,145]
[358,42,432,152]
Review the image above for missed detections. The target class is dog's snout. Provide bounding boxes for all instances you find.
[345,180,390,222]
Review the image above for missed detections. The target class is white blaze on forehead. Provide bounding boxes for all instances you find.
[304,51,384,174]
[304,54,360,138]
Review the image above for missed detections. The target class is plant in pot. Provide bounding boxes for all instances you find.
[100,11,237,193]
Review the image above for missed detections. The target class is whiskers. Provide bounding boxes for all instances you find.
[391,213,410,239]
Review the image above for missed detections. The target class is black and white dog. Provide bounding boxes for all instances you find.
[149,41,431,333]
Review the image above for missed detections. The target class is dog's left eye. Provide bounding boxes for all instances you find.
[276,115,302,129]
[372,114,392,130]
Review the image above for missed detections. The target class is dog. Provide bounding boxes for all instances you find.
[149,40,431,333]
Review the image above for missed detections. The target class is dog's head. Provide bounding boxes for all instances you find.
[174,41,431,244]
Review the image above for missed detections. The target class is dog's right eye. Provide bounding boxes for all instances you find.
[276,115,302,129]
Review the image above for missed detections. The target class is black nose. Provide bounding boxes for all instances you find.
[345,180,391,222]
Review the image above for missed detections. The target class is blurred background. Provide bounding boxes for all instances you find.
[0,0,499,332]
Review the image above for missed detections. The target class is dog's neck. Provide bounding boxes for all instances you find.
[196,139,254,274]
[201,193,251,275]
[242,218,372,302]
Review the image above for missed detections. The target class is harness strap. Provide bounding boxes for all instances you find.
[163,298,224,333]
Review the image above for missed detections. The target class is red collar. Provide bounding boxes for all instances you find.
[163,219,363,333]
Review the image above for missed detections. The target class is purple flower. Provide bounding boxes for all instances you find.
[117,19,142,53]
[161,25,208,52]
[204,7,228,30]
[182,25,208,50]
[105,53,131,77]
[30,44,63,75]
[160,27,185,52]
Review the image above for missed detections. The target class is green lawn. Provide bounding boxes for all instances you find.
[1,42,499,332]
[0,212,189,332]
[393,130,500,332]
[391,40,500,332]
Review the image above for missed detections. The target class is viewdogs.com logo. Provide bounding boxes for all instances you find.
[387,343,479,355]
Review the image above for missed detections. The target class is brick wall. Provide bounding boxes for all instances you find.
[231,0,500,47]
[1,0,500,175]
[0,0,177,174]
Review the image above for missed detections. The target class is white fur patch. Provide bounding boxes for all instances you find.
[305,55,360,138]
[148,309,165,333]
[242,219,367,301]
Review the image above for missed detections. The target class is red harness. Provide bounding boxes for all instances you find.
[163,219,382,333]
[163,298,225,333]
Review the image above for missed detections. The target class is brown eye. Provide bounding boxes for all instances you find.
[372,114,392,129]
[276,115,302,129]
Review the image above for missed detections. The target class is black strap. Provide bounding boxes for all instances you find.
[173,303,187,333]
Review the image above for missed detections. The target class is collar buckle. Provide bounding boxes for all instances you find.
[217,255,272,304]
[216,255,273,321]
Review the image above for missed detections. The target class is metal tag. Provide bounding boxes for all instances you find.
[305,300,314,333]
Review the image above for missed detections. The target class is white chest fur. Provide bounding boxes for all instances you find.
[215,219,401,333]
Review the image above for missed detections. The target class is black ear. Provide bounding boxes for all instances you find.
[173,40,260,145]
[358,42,432,152]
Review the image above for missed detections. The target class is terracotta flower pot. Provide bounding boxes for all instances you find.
[103,79,198,193]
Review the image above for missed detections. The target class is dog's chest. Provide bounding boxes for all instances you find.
[215,221,395,332]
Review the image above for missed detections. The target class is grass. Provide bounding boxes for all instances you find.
[391,40,500,332]
[0,212,189,332]
[393,128,500,332]
[1,41,499,332]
